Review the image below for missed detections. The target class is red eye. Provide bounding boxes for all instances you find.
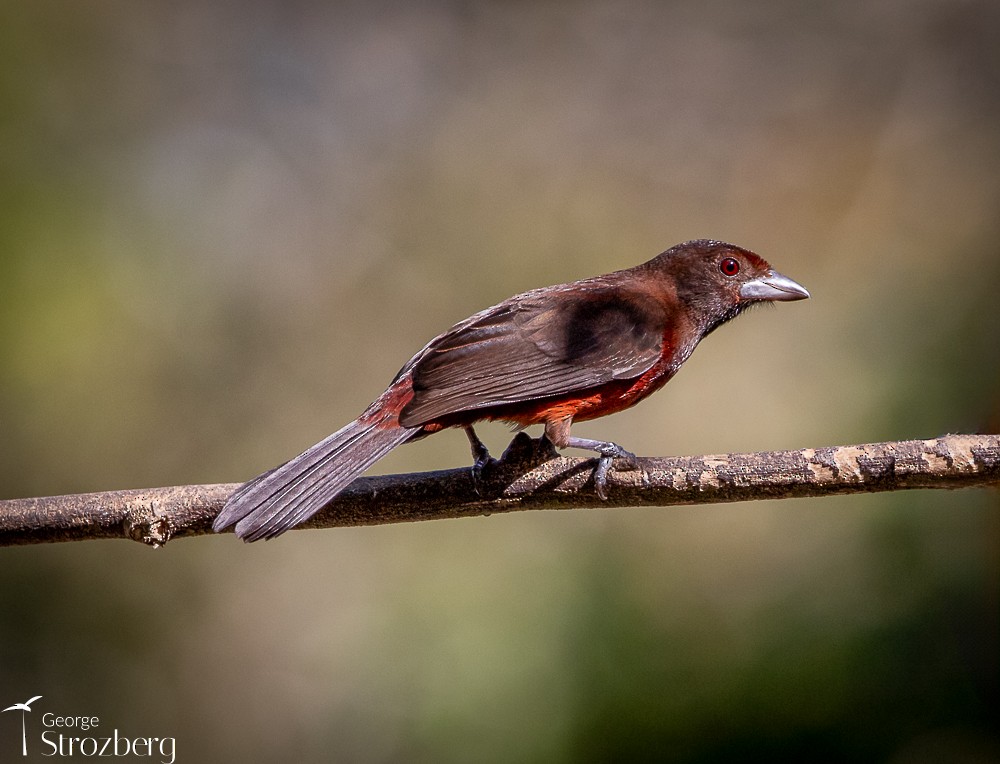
[720,257,740,276]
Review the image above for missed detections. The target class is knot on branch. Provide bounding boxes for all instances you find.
[499,431,560,465]
[123,503,173,548]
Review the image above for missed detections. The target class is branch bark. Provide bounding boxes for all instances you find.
[1,433,997,548]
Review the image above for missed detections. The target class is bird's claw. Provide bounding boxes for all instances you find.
[594,456,612,500]
[464,426,498,497]
[469,448,495,497]
[590,442,643,501]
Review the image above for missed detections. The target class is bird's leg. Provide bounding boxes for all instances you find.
[544,419,644,500]
[464,425,494,495]
[563,437,643,500]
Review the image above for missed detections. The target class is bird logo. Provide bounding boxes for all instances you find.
[2,696,42,757]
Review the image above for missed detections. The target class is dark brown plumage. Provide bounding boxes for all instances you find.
[215,239,809,541]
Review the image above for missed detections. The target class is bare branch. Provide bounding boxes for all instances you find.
[1,433,997,547]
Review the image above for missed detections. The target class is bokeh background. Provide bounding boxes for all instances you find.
[2,1,999,761]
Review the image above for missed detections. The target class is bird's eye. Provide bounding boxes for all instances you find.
[720,258,740,276]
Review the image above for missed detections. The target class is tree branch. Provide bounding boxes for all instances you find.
[1,433,997,547]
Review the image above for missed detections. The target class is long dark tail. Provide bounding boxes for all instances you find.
[214,414,416,542]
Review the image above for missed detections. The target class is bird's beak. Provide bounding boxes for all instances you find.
[740,269,810,302]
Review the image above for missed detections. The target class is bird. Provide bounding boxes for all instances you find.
[214,239,809,541]
[2,696,42,713]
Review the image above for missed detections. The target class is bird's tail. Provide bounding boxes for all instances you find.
[214,413,416,541]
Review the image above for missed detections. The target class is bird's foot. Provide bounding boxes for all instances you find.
[470,450,497,496]
[564,437,646,500]
[465,426,496,496]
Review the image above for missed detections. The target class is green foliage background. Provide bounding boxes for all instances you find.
[1,1,998,761]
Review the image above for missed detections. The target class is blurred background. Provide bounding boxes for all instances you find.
[1,0,998,761]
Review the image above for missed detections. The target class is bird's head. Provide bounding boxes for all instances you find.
[649,239,809,336]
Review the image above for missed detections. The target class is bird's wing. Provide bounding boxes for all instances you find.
[26,696,42,707]
[398,283,666,427]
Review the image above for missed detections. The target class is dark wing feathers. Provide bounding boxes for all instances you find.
[214,413,414,540]
[399,285,665,427]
